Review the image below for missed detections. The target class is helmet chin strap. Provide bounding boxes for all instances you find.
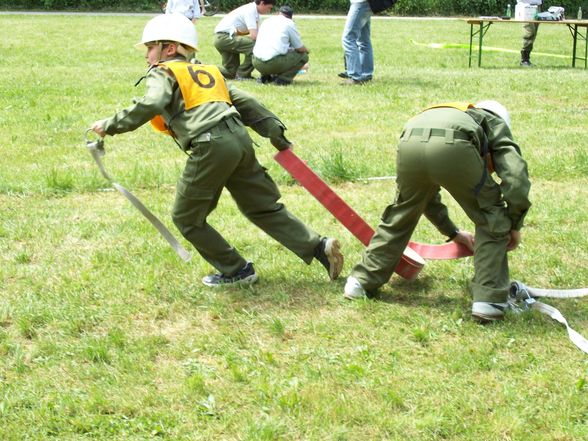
[156,42,164,64]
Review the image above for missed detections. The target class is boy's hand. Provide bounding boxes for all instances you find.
[91,121,107,138]
[453,230,475,253]
[507,230,522,251]
[271,138,293,151]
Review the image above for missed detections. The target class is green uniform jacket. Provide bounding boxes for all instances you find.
[101,58,291,151]
[404,107,531,232]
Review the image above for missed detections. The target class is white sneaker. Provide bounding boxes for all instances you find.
[471,302,508,322]
[344,276,367,300]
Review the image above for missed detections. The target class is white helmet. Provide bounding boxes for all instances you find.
[475,100,511,128]
[136,14,198,51]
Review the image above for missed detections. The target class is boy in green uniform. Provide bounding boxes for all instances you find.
[91,14,343,286]
[344,101,531,322]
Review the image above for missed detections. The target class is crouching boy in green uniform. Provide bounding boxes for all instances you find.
[343,101,531,322]
[91,14,343,286]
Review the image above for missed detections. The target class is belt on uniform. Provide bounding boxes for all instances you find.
[189,116,243,150]
[401,128,471,143]
[402,127,487,194]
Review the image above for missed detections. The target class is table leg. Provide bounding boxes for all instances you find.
[478,22,483,67]
[572,24,578,68]
[469,23,474,67]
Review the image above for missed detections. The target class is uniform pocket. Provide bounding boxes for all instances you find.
[173,180,218,228]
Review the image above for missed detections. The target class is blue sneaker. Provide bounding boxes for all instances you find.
[202,262,258,287]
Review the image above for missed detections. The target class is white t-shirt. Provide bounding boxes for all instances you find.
[214,2,259,36]
[166,0,201,20]
[253,15,303,61]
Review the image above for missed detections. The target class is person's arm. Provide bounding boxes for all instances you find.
[92,68,174,137]
[244,6,260,39]
[486,117,532,231]
[192,0,201,19]
[288,24,308,53]
[423,191,460,240]
[228,86,291,150]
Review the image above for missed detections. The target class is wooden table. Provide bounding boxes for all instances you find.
[465,18,588,68]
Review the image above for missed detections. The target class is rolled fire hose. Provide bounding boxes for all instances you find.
[273,148,473,280]
[510,281,588,354]
[84,130,191,262]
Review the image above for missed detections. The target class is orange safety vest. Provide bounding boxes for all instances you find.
[150,61,232,136]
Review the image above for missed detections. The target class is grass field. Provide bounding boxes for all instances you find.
[1,12,588,440]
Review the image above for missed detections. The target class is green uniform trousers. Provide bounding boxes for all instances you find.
[252,52,309,83]
[522,6,541,52]
[214,33,255,79]
[522,22,539,52]
[172,117,321,276]
[351,129,512,303]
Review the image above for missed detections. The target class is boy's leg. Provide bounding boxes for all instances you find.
[435,141,512,304]
[224,138,323,265]
[172,122,250,276]
[214,33,242,79]
[351,176,436,292]
[273,52,309,84]
[227,159,322,263]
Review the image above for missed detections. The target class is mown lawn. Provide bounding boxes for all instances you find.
[1,13,587,440]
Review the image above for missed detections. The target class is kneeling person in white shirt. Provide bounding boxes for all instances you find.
[252,5,309,85]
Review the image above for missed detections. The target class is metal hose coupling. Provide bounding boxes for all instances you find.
[509,281,536,310]
[84,128,105,156]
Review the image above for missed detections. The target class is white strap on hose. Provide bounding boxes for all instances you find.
[531,301,588,354]
[84,131,191,262]
[510,281,588,355]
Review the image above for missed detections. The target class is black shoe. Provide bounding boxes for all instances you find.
[520,60,533,67]
[257,75,274,84]
[273,78,292,86]
[202,262,258,287]
[338,71,350,79]
[314,238,344,280]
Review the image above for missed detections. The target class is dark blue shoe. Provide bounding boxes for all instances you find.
[202,262,258,287]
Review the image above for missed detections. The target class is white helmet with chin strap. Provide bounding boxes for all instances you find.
[136,13,198,54]
[475,100,511,128]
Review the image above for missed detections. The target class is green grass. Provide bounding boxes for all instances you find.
[1,12,588,440]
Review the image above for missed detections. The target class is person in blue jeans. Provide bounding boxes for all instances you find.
[340,0,373,85]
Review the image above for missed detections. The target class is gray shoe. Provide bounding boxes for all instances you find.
[344,276,367,300]
[471,302,508,322]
